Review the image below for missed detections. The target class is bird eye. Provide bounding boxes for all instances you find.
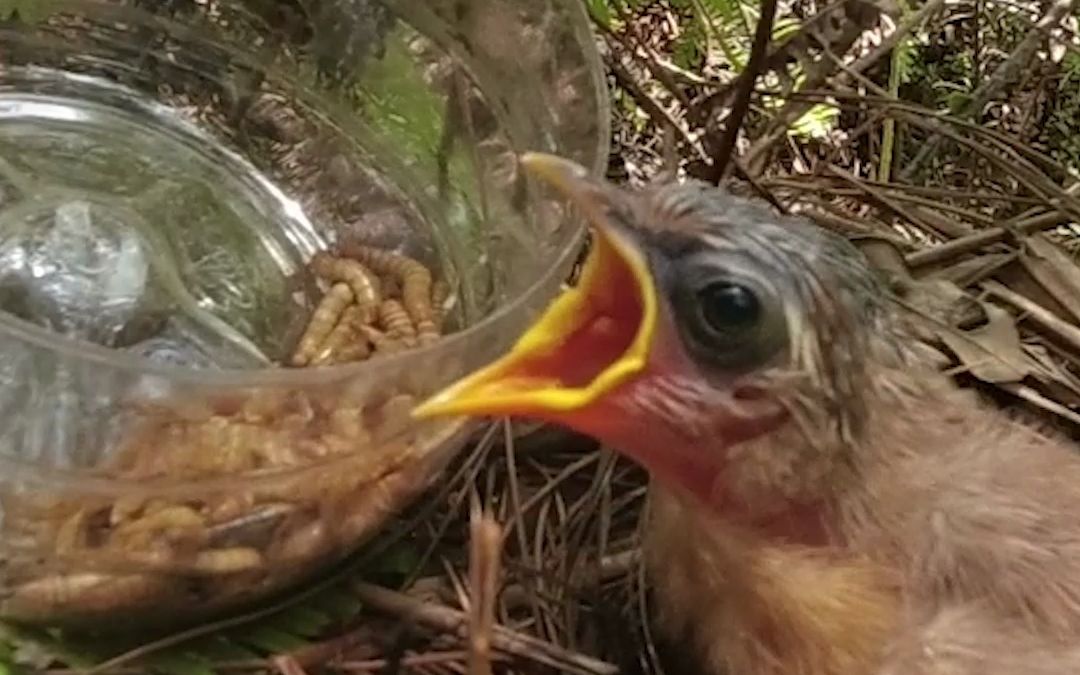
[671,271,786,371]
[697,282,761,337]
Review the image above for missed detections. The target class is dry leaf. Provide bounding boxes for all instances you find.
[927,251,1017,287]
[983,279,1080,359]
[911,205,975,238]
[851,234,912,280]
[937,302,1033,384]
[1021,343,1080,403]
[1020,235,1080,325]
[999,382,1080,427]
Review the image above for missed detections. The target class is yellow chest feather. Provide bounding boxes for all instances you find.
[646,493,900,675]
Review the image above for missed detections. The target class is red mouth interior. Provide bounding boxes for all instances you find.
[501,239,645,390]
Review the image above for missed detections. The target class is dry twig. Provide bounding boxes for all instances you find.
[466,511,503,675]
[348,581,619,675]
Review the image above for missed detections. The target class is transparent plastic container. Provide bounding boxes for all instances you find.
[0,0,608,628]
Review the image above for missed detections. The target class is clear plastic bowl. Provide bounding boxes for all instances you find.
[0,0,609,628]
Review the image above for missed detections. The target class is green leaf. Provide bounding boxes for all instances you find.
[788,103,840,140]
[235,627,308,654]
[367,541,422,578]
[312,588,365,621]
[584,0,612,28]
[892,36,917,86]
[145,652,218,675]
[13,0,57,24]
[701,0,751,38]
[184,637,260,664]
[771,17,801,42]
[3,625,106,670]
[944,91,973,115]
[1062,50,1080,82]
[264,606,333,639]
[675,0,754,70]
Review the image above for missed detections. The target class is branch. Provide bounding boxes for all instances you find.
[349,581,619,675]
[906,208,1071,268]
[900,0,1079,180]
[466,511,503,675]
[744,0,945,169]
[688,0,871,128]
[602,46,707,161]
[702,0,779,183]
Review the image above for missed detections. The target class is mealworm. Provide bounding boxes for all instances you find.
[378,299,417,346]
[310,305,370,366]
[276,517,331,561]
[380,274,402,298]
[290,282,354,366]
[112,505,206,551]
[56,510,88,554]
[309,252,381,322]
[330,340,373,364]
[416,321,438,346]
[431,280,451,331]
[362,325,406,355]
[192,547,264,574]
[338,244,435,331]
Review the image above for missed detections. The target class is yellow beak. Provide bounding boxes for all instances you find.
[412,153,659,420]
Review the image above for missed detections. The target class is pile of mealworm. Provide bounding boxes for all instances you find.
[0,384,464,626]
[0,246,459,626]
[289,244,450,367]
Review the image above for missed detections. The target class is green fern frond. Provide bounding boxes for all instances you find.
[584,0,614,29]
[789,103,840,139]
[1061,50,1080,83]
[702,0,751,38]
[671,0,753,70]
[892,35,917,86]
[771,16,801,43]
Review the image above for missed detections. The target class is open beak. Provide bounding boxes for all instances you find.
[412,153,659,420]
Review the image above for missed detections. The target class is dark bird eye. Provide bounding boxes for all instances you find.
[698,282,761,335]
[671,272,786,371]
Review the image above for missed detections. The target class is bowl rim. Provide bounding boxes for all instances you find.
[0,0,611,391]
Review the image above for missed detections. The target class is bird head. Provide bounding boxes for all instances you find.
[414,154,897,511]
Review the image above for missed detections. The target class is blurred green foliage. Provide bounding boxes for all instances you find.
[0,0,59,24]
[0,541,422,675]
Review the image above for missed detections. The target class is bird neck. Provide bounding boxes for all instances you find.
[646,485,902,675]
[634,443,834,546]
[694,358,964,549]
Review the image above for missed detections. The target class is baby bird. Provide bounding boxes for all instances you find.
[415,153,1080,675]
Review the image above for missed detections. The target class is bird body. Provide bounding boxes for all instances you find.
[414,154,1080,674]
[646,486,900,675]
[648,375,1080,675]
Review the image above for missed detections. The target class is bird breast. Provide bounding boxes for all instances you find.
[645,486,902,675]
